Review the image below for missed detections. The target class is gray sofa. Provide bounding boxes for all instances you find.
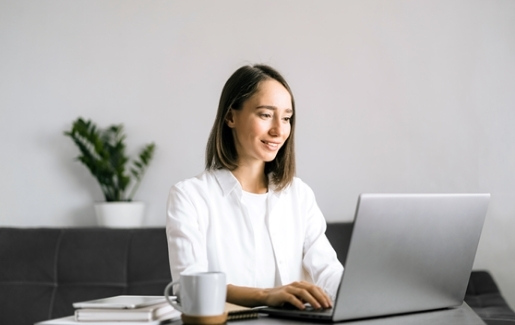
[1,223,513,325]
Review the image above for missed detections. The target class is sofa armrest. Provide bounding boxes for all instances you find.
[465,271,515,325]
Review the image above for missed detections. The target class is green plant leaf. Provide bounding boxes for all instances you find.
[64,118,156,202]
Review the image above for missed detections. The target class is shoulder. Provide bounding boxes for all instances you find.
[171,170,219,194]
[174,170,214,187]
[167,170,219,210]
[288,176,315,193]
[171,168,238,196]
[290,176,309,187]
[277,176,317,201]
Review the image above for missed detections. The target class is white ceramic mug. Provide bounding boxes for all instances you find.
[164,272,226,317]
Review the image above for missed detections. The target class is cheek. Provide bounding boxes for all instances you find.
[236,122,260,142]
[284,124,292,137]
[248,120,268,135]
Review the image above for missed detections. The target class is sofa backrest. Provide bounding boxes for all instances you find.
[0,228,171,325]
[324,222,354,266]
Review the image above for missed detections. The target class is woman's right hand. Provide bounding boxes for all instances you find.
[262,281,332,310]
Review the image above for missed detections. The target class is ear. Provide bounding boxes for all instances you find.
[225,109,236,128]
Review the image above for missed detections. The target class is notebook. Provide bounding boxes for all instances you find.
[260,193,490,322]
[73,295,167,309]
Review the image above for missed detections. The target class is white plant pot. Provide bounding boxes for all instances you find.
[94,202,146,228]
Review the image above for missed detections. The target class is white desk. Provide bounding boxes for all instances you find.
[36,302,485,325]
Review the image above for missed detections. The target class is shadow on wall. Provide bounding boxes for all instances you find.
[69,206,98,227]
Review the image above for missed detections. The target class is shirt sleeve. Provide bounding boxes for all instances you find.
[166,183,209,282]
[300,183,344,302]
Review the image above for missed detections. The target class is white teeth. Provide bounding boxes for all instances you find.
[264,141,278,147]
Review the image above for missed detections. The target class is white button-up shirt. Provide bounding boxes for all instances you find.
[166,169,344,300]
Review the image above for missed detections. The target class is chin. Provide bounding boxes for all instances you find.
[263,155,278,163]
[258,150,280,163]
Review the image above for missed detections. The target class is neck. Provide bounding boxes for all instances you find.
[231,163,268,194]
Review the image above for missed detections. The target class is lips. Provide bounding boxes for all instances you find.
[262,140,281,150]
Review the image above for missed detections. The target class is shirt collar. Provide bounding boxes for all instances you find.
[213,168,241,197]
[212,168,285,198]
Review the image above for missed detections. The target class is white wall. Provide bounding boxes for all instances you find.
[1,0,514,307]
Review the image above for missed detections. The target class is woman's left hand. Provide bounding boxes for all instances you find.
[226,282,332,309]
[261,281,332,310]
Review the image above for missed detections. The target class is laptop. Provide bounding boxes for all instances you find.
[261,193,490,322]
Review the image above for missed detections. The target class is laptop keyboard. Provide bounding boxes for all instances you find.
[283,303,333,315]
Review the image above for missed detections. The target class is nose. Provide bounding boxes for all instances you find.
[269,117,287,137]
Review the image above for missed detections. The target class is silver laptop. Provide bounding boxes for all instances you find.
[261,193,490,322]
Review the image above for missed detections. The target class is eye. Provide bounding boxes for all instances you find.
[259,113,272,119]
[283,116,292,122]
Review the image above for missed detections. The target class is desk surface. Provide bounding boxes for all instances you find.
[36,303,485,325]
[164,303,485,325]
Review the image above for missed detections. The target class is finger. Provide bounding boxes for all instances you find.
[283,292,308,310]
[264,285,307,309]
[290,282,331,309]
[309,286,332,309]
[287,285,322,310]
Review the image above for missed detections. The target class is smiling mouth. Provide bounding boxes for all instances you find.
[262,140,280,150]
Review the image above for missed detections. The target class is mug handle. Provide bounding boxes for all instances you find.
[164,281,184,313]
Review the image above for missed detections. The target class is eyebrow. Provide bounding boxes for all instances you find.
[256,105,293,114]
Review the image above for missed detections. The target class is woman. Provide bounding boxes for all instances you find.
[166,64,343,310]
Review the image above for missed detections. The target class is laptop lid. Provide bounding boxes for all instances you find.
[332,193,489,321]
[261,193,489,322]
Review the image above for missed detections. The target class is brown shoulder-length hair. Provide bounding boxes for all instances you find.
[205,64,296,191]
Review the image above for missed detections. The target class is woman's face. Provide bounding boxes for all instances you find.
[226,79,293,167]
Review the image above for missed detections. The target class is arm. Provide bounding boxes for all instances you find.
[300,183,344,301]
[166,183,209,281]
[227,282,332,310]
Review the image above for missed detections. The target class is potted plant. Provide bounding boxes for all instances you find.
[64,117,156,227]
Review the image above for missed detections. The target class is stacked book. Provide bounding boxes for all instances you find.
[74,296,180,323]
[37,296,181,325]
